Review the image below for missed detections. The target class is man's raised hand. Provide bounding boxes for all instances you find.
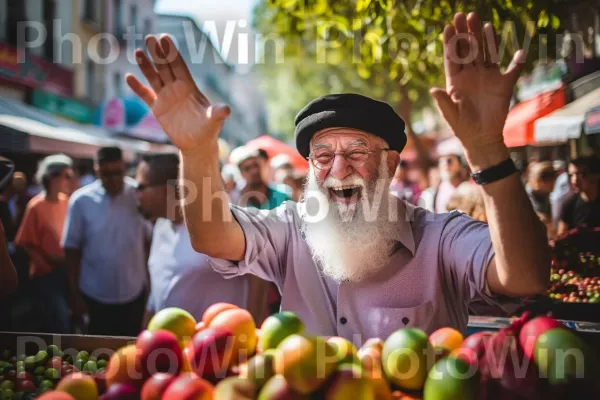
[126,35,230,153]
[430,12,526,151]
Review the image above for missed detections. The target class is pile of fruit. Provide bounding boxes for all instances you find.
[547,228,600,303]
[0,344,108,399]
[3,304,599,399]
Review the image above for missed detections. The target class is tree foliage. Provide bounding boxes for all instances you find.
[252,0,563,139]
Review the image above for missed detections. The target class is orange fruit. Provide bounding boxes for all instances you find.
[429,327,464,353]
[202,303,240,326]
[148,308,196,346]
[106,345,144,388]
[208,308,257,365]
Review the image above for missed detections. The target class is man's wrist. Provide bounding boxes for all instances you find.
[179,139,219,159]
[463,141,510,172]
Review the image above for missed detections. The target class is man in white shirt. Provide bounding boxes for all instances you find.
[420,150,468,213]
[63,147,151,336]
[135,154,249,322]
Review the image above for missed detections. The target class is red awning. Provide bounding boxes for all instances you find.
[245,135,309,173]
[503,87,566,148]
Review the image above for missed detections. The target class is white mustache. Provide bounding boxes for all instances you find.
[322,175,366,190]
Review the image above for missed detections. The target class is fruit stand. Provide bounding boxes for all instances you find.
[520,227,600,323]
[1,304,599,400]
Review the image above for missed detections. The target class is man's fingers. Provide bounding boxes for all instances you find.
[505,49,526,86]
[160,35,210,106]
[430,88,458,128]
[483,23,500,66]
[125,74,156,107]
[467,12,484,68]
[134,49,164,93]
[146,36,176,85]
[207,104,231,122]
[453,13,470,61]
[443,24,461,85]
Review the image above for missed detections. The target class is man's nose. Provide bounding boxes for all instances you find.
[329,153,353,180]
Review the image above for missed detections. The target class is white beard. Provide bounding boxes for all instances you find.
[301,153,402,283]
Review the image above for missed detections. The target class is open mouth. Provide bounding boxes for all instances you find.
[329,185,362,203]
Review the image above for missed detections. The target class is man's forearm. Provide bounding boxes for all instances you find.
[180,142,245,260]
[466,143,550,296]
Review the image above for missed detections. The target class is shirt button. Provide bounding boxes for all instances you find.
[340,317,347,325]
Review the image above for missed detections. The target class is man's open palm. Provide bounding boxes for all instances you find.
[126,35,230,153]
[431,12,525,149]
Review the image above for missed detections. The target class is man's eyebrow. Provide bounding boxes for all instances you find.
[312,143,333,150]
[348,139,368,147]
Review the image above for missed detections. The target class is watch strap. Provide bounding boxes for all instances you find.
[471,158,517,185]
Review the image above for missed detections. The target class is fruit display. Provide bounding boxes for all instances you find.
[4,305,598,399]
[547,228,600,303]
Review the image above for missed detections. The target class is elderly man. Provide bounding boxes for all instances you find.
[127,12,549,342]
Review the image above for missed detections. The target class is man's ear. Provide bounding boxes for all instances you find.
[387,151,400,176]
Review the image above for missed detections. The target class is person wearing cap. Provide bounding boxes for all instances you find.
[128,12,549,341]
[420,149,468,213]
[15,154,75,333]
[229,146,290,210]
[62,147,152,336]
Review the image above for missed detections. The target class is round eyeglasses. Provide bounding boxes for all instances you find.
[307,148,391,171]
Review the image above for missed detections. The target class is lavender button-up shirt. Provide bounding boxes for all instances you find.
[209,201,499,344]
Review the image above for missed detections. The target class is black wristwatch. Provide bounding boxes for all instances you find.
[471,158,517,185]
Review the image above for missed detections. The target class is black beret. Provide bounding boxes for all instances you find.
[294,93,407,158]
[96,146,123,163]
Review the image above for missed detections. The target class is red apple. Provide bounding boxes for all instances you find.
[162,373,213,400]
[184,327,234,381]
[136,329,183,377]
[457,331,493,365]
[519,316,565,361]
[141,373,177,400]
[100,383,139,400]
[16,371,34,384]
[5,369,17,382]
[17,379,36,393]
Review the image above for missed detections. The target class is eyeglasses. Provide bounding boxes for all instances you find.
[308,147,391,171]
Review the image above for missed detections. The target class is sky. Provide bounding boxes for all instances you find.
[155,0,259,70]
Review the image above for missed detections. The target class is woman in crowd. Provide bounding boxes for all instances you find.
[15,154,74,333]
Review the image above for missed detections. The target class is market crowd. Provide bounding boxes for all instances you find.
[0,11,599,339]
[1,144,598,336]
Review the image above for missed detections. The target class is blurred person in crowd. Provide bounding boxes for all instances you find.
[269,154,295,198]
[62,147,151,336]
[230,146,290,210]
[274,168,303,202]
[551,160,571,226]
[526,161,556,219]
[8,172,30,231]
[136,154,250,323]
[221,163,241,195]
[256,148,272,185]
[446,181,487,223]
[78,160,96,187]
[558,155,600,235]
[420,151,468,213]
[390,159,420,203]
[15,154,74,333]
[230,146,291,322]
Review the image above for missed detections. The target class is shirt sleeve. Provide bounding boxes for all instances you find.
[61,196,84,250]
[14,202,39,248]
[439,211,498,305]
[207,203,293,287]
